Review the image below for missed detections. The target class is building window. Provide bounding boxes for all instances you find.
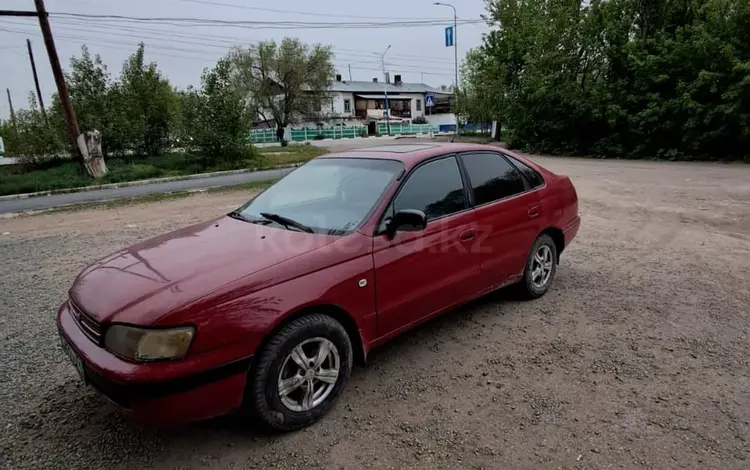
[416,99,422,111]
[343,99,351,113]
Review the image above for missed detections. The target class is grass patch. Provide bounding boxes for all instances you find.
[0,152,264,196]
[0,146,328,197]
[257,144,328,166]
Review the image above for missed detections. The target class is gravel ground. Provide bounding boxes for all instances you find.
[0,156,748,469]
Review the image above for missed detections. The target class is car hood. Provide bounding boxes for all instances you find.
[69,216,338,324]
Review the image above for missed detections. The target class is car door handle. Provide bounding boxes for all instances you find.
[460,230,475,242]
[528,206,541,218]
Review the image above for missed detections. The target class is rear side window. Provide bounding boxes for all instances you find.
[461,152,526,205]
[394,156,466,220]
[506,155,544,188]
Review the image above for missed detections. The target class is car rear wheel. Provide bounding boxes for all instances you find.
[517,234,558,299]
[246,314,353,432]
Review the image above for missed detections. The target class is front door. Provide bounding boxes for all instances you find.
[373,156,481,338]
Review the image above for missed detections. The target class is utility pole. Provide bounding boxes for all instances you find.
[6,89,17,129]
[434,2,459,137]
[33,0,82,164]
[26,39,47,122]
[348,64,353,81]
[381,45,391,136]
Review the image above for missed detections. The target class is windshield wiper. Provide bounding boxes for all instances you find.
[260,212,314,233]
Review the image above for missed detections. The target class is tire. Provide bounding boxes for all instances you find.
[517,234,558,300]
[246,314,353,432]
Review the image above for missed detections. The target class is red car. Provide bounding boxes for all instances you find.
[57,143,579,431]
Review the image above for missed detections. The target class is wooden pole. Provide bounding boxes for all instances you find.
[6,88,16,129]
[26,39,47,122]
[33,0,82,165]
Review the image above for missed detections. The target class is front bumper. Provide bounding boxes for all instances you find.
[57,303,251,426]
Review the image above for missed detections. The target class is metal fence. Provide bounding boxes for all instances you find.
[249,127,367,143]
[377,123,440,135]
[248,122,484,143]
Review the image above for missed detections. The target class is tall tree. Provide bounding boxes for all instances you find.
[228,38,334,145]
[183,58,255,167]
[115,43,177,156]
[465,0,750,159]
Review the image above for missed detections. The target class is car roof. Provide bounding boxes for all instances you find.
[319,142,505,171]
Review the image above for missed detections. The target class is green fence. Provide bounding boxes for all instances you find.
[249,126,367,143]
[377,123,440,135]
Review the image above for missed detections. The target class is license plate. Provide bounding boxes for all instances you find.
[60,334,86,383]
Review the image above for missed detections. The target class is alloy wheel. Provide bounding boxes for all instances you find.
[277,337,340,412]
[531,244,554,289]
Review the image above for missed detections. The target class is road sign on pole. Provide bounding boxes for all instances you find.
[425,94,435,108]
[445,26,454,47]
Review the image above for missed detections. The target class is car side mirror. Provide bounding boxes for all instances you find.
[385,209,427,237]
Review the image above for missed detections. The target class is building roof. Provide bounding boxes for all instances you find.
[330,80,452,95]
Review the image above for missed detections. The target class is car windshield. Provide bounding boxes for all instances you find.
[237,158,403,234]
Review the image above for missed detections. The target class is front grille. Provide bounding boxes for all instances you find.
[69,300,102,344]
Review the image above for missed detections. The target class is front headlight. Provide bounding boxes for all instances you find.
[104,325,194,362]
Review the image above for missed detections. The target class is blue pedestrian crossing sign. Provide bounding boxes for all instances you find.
[445,26,454,47]
[425,94,436,108]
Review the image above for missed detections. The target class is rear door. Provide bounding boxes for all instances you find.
[459,151,543,291]
[373,155,481,338]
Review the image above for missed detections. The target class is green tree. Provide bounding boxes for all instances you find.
[0,93,65,166]
[66,46,122,156]
[465,0,750,160]
[115,43,177,156]
[184,58,256,167]
[228,38,334,145]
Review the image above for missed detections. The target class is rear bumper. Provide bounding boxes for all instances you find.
[563,215,581,248]
[57,303,251,426]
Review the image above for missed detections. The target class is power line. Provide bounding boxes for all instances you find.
[0,20,458,72]
[48,12,485,29]
[174,0,450,21]
[4,15,464,63]
[48,18,457,65]
[0,26,455,77]
[55,18,458,64]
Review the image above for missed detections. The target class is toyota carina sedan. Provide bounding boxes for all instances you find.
[57,143,579,431]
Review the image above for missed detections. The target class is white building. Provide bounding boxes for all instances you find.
[324,74,454,124]
[253,75,456,132]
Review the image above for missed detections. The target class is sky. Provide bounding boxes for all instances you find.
[0,0,489,120]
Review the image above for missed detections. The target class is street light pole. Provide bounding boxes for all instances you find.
[381,44,391,136]
[434,2,459,136]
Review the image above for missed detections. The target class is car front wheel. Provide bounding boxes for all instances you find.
[246,314,353,432]
[518,234,558,299]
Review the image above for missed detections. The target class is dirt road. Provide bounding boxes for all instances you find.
[1,156,748,469]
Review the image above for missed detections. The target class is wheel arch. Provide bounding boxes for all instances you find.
[540,226,565,262]
[254,304,367,368]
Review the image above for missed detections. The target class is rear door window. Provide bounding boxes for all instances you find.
[506,155,545,188]
[460,152,527,205]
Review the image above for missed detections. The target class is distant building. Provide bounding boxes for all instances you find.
[253,74,455,130]
[324,74,454,124]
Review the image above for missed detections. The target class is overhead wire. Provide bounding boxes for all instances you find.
[48,12,485,30]
[0,25,455,77]
[0,18,457,73]
[49,18,458,66]
[173,0,451,21]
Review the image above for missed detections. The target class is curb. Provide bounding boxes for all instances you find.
[0,163,301,202]
[0,182,272,219]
